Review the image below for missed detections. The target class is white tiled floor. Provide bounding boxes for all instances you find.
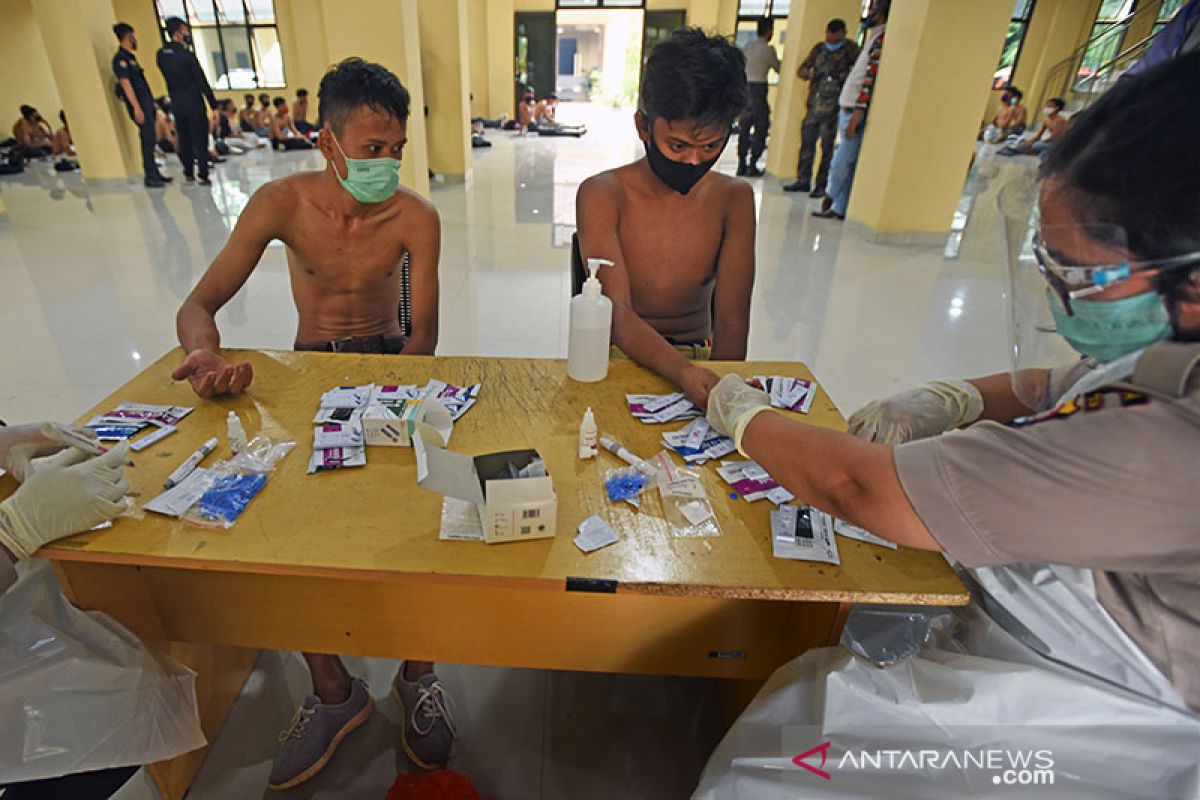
[0,104,1061,798]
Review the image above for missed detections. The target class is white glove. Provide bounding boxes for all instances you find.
[706,374,776,456]
[847,380,984,444]
[0,422,102,483]
[0,442,130,559]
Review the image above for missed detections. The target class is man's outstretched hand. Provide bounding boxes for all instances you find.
[172,349,253,398]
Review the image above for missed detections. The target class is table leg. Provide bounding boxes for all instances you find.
[53,561,259,800]
[147,643,259,800]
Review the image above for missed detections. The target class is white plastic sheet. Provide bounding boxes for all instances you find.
[0,560,205,784]
[695,588,1200,799]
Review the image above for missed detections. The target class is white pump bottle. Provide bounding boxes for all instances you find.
[568,257,614,383]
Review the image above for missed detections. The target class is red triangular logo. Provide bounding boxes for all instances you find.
[792,741,832,780]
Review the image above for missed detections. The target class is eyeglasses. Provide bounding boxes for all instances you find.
[1033,233,1200,316]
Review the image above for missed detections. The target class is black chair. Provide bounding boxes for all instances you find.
[398,250,412,338]
[570,231,586,297]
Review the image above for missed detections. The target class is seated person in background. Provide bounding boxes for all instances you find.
[984,85,1028,142]
[254,91,273,136]
[269,96,314,150]
[238,93,257,132]
[154,97,177,153]
[515,88,537,135]
[13,105,54,157]
[211,100,249,155]
[174,58,447,789]
[293,87,315,133]
[532,93,587,137]
[576,28,753,409]
[1001,97,1068,156]
[52,110,73,156]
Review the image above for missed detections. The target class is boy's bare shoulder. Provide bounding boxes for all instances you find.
[705,170,753,201]
[393,184,439,225]
[578,163,640,205]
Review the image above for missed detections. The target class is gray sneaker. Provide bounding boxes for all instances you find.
[391,665,457,770]
[268,678,374,790]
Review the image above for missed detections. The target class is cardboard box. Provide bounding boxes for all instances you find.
[414,428,557,544]
[363,398,452,447]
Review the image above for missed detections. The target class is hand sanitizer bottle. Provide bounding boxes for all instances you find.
[568,258,614,383]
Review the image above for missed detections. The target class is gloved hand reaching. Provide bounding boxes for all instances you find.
[0,422,102,483]
[847,380,984,444]
[706,374,775,456]
[0,443,131,559]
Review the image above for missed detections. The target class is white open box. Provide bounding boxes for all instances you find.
[414,427,557,544]
[363,398,452,447]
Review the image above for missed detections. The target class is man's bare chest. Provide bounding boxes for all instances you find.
[284,217,406,288]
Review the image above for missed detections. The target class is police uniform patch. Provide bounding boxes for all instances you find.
[118,60,127,67]
[1010,387,1150,427]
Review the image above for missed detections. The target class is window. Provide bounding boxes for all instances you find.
[993,0,1037,89]
[1152,0,1186,38]
[1075,0,1136,89]
[736,0,791,51]
[153,0,285,89]
[555,0,645,7]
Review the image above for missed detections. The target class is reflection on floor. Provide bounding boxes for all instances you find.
[1,103,1057,798]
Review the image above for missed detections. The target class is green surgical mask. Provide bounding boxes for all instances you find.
[1047,288,1172,363]
[331,133,400,203]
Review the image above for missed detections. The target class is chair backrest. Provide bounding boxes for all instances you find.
[570,231,586,298]
[399,250,412,338]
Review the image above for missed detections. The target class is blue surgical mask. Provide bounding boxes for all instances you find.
[824,41,845,51]
[330,133,401,204]
[1046,288,1172,363]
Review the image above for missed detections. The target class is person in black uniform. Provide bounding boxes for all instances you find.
[157,17,218,186]
[112,22,171,188]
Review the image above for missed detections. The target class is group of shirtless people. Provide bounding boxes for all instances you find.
[11,106,73,159]
[173,29,753,790]
[232,90,315,150]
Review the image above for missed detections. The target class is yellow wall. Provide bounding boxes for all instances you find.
[850,0,1013,235]
[486,0,516,118]
[0,0,62,130]
[468,0,490,117]
[318,0,430,197]
[419,0,473,177]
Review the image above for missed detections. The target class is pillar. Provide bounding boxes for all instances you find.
[467,0,489,117]
[982,0,1097,125]
[486,0,516,119]
[0,0,61,130]
[847,0,1014,239]
[318,0,430,198]
[32,0,139,180]
[689,0,738,36]
[766,0,863,178]
[419,0,473,180]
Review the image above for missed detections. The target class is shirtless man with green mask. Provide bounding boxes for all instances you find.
[175,57,440,395]
[173,58,452,789]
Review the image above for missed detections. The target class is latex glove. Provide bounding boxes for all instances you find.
[706,374,775,456]
[847,380,984,444]
[0,443,131,559]
[0,422,102,483]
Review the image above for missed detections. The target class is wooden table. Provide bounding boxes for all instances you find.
[30,349,965,798]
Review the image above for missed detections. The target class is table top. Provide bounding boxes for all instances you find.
[33,349,967,605]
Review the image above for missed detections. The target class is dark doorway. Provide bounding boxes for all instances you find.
[515,11,557,111]
[642,9,686,66]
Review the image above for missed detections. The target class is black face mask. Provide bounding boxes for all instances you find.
[642,124,725,196]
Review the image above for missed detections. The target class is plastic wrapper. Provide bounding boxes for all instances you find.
[650,452,721,537]
[0,560,204,783]
[696,562,1200,799]
[176,435,294,528]
[840,604,954,666]
[604,464,655,503]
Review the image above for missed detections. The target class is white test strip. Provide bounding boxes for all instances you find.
[130,424,177,452]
